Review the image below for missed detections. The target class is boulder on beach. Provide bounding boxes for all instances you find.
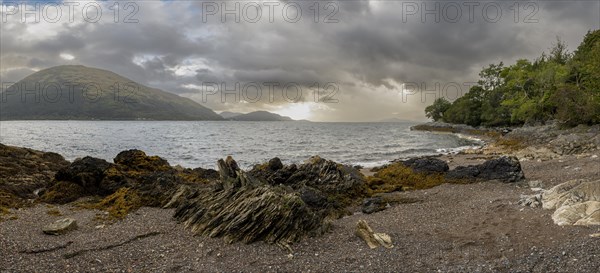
[399,157,449,174]
[542,179,600,226]
[54,156,112,195]
[446,156,525,182]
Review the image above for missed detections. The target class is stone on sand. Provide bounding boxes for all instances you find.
[43,218,78,235]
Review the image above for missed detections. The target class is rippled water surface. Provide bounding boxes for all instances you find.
[0,121,482,169]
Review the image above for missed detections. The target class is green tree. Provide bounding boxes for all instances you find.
[425,97,451,121]
[548,37,571,65]
[478,62,504,91]
[443,86,484,126]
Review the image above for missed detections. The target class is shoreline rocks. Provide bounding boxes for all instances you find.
[446,156,525,182]
[0,144,69,209]
[172,156,368,244]
[542,179,600,226]
[398,157,449,174]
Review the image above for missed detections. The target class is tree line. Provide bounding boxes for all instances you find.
[425,30,600,128]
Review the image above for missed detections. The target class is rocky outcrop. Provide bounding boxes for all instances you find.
[553,201,600,226]
[548,133,600,155]
[542,179,600,226]
[514,146,560,161]
[54,156,112,195]
[505,124,600,155]
[42,150,213,206]
[446,156,525,182]
[411,122,480,134]
[0,144,69,206]
[40,150,368,244]
[172,156,346,244]
[249,156,368,213]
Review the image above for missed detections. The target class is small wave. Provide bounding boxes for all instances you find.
[435,145,481,154]
[455,133,485,144]
[350,160,392,168]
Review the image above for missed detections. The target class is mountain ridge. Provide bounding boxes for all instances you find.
[0,65,223,121]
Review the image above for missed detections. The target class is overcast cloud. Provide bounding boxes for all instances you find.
[1,0,598,121]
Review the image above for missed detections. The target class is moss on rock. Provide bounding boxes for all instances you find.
[93,188,142,220]
[41,181,87,204]
[367,163,447,192]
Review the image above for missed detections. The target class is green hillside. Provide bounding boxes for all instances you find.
[0,65,223,120]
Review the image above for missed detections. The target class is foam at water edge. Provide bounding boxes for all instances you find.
[352,160,392,168]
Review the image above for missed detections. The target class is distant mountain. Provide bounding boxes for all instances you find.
[0,65,223,120]
[230,111,294,121]
[219,111,244,119]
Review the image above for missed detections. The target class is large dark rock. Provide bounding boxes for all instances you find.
[446,156,525,183]
[446,166,480,180]
[113,150,171,171]
[477,156,525,182]
[267,157,284,171]
[400,157,449,174]
[248,161,297,186]
[54,156,112,194]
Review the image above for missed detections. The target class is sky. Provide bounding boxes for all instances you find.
[1,0,599,121]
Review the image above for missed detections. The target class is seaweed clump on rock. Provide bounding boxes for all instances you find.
[171,156,368,244]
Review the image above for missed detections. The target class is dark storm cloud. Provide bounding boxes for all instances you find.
[1,0,598,121]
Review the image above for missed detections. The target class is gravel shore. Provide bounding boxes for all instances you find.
[1,152,599,272]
